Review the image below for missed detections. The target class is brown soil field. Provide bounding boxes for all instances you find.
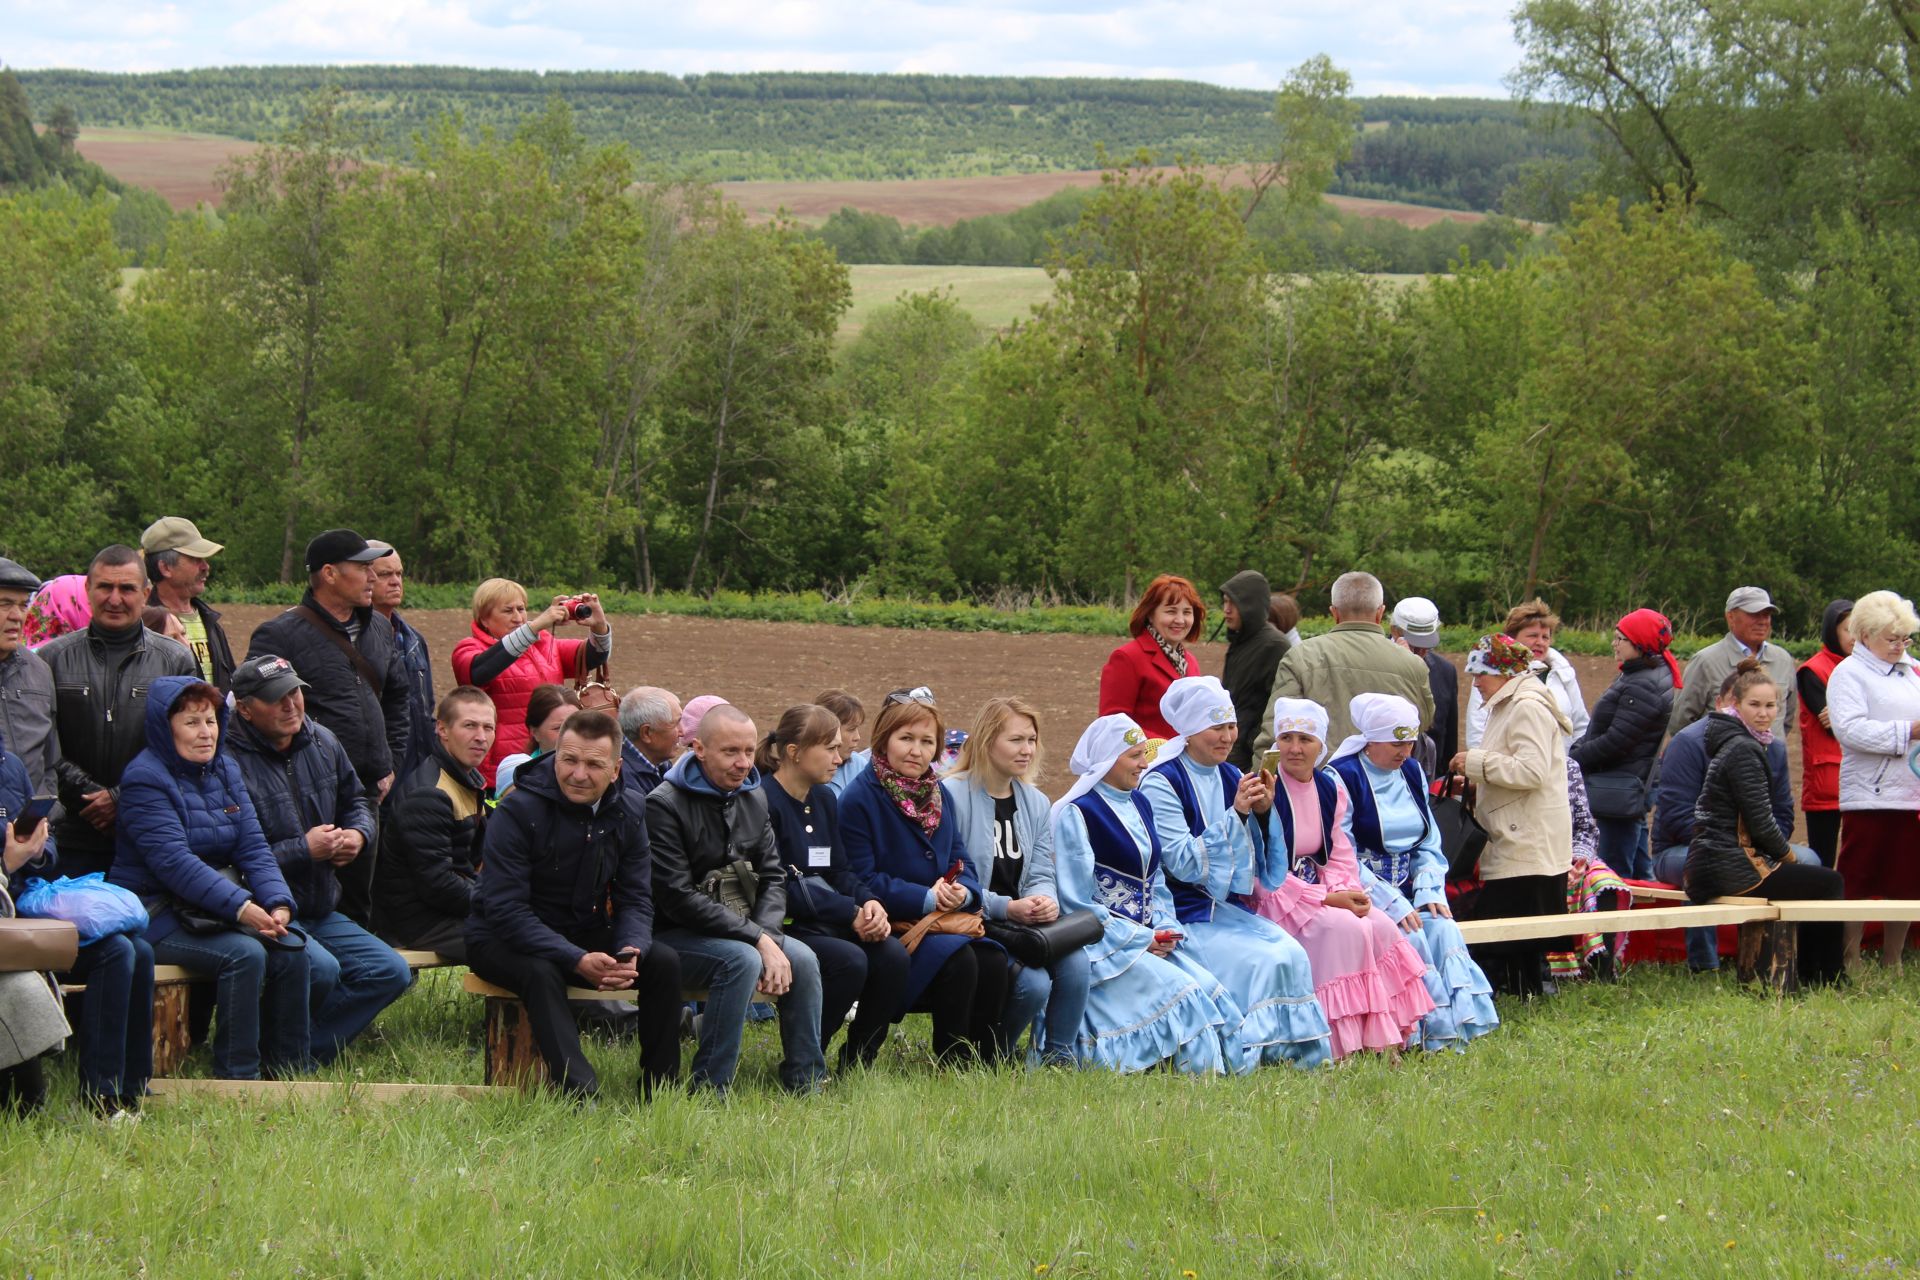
[74,130,260,210]
[723,168,1486,230]
[219,608,1775,822]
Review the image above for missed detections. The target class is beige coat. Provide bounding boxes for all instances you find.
[1463,675,1574,880]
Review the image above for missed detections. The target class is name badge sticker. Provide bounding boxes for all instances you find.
[807,845,833,868]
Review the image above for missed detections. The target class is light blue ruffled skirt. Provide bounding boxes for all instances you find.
[1403,915,1500,1051]
[1178,906,1332,1070]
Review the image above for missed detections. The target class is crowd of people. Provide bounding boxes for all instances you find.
[1,531,1913,1112]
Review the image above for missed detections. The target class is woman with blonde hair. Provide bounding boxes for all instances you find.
[1826,589,1920,970]
[1467,598,1587,748]
[450,578,610,787]
[945,697,1090,1066]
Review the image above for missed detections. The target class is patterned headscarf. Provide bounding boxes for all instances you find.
[1269,697,1331,766]
[1616,608,1684,689]
[23,575,89,649]
[1465,633,1534,678]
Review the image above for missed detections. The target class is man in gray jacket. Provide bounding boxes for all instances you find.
[1249,571,1437,758]
[0,558,56,792]
[1668,586,1798,737]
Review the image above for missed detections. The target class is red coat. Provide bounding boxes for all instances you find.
[450,623,586,787]
[1098,631,1199,740]
[1798,647,1844,811]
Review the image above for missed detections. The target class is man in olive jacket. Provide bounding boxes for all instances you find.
[1250,571,1437,758]
[646,703,826,1094]
[1219,569,1289,770]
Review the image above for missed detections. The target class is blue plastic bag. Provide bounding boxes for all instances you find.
[16,873,149,944]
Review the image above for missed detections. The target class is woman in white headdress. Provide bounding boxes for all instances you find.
[1328,692,1499,1048]
[1246,696,1437,1059]
[1136,676,1331,1069]
[1049,714,1239,1074]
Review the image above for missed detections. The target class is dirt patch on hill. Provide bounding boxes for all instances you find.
[74,130,259,210]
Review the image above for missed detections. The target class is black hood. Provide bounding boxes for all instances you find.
[1821,598,1854,656]
[508,749,626,818]
[1220,569,1275,644]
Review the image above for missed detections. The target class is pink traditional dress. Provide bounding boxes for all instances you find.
[1249,767,1435,1058]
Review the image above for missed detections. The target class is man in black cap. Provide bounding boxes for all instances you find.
[246,529,413,928]
[140,516,237,691]
[227,653,412,1063]
[0,557,57,792]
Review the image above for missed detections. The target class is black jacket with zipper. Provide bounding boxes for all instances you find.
[246,591,411,788]
[227,712,375,920]
[1683,713,1791,901]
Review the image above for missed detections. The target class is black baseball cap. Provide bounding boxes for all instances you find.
[303,529,383,574]
[232,654,310,702]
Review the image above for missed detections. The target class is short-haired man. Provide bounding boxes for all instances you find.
[1250,570,1437,757]
[42,546,198,875]
[370,543,435,781]
[247,529,412,928]
[140,517,236,691]
[227,654,412,1063]
[647,703,827,1094]
[376,686,496,962]
[617,685,683,802]
[468,710,683,1102]
[1668,586,1798,736]
[1391,595,1459,770]
[0,557,57,791]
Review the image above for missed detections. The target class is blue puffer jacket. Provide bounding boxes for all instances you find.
[109,676,293,941]
[0,723,55,898]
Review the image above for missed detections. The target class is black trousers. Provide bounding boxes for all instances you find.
[911,940,1010,1064]
[469,933,683,1097]
[1755,860,1847,985]
[1805,810,1843,869]
[394,915,468,964]
[789,927,911,1067]
[0,1058,46,1114]
[1464,874,1567,997]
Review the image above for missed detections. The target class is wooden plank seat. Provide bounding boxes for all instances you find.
[463,972,708,1088]
[1453,901,1780,946]
[147,1078,515,1103]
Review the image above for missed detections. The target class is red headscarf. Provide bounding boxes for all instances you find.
[1617,608,1683,689]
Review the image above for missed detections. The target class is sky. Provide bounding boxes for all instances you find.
[2,1,1524,97]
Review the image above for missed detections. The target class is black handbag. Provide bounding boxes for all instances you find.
[1432,791,1490,881]
[173,867,306,950]
[983,909,1103,968]
[1582,770,1648,821]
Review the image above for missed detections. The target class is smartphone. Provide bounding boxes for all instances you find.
[1259,749,1282,776]
[940,858,965,884]
[1153,929,1184,945]
[11,795,54,840]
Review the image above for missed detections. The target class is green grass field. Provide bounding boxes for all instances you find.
[5,965,1917,1276]
[844,264,1054,340]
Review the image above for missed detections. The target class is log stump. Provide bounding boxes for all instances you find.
[152,981,195,1076]
[1736,919,1799,993]
[482,996,545,1088]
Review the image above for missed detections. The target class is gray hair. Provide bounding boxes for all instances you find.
[618,686,678,738]
[1329,571,1383,618]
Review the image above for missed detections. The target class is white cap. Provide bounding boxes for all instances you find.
[1390,596,1441,649]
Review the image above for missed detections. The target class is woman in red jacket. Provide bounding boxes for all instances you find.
[450,578,611,787]
[1796,598,1854,865]
[1097,574,1204,740]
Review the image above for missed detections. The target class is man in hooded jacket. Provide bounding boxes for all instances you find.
[1218,570,1290,771]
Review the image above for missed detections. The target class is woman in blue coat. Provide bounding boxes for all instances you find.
[944,696,1090,1067]
[838,690,1009,1065]
[111,677,310,1079]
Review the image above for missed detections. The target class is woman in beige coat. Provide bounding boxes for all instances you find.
[1447,634,1575,996]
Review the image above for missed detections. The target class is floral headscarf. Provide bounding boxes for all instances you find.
[1465,633,1534,678]
[24,575,89,649]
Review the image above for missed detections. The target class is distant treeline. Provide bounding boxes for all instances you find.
[12,66,1587,210]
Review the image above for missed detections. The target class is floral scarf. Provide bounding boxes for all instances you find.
[1145,624,1189,676]
[23,574,89,649]
[872,752,942,838]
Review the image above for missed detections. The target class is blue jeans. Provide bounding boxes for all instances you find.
[655,930,825,1093]
[153,928,312,1079]
[1594,817,1652,880]
[65,931,155,1100]
[1005,948,1092,1065]
[303,913,413,1064]
[1656,843,1822,971]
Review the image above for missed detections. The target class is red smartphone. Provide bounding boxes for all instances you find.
[940,858,965,884]
[1153,929,1183,945]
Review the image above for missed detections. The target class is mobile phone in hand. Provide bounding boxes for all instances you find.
[941,858,965,884]
[1153,929,1184,945]
[11,796,54,840]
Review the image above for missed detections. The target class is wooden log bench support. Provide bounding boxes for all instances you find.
[463,972,707,1089]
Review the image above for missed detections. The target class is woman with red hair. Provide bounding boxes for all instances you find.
[1098,575,1204,740]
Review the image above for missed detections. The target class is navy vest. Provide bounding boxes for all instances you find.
[1148,755,1242,924]
[1071,789,1164,925]
[1271,769,1341,886]
[1328,755,1433,893]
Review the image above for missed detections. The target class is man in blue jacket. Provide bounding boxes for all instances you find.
[228,654,412,1065]
[467,709,682,1102]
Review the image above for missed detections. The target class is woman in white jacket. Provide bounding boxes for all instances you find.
[1466,599,1588,749]
[1826,589,1920,971]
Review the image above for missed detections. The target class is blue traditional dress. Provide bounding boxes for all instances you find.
[1051,783,1238,1074]
[1140,753,1332,1069]
[1328,753,1499,1050]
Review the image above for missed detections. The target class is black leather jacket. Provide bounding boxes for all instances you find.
[646,764,788,945]
[41,621,199,871]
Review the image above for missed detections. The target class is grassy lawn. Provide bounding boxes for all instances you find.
[4,965,1917,1276]
[844,264,1054,340]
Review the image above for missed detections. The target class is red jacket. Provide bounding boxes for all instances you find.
[451,623,586,787]
[1798,647,1844,811]
[1098,632,1199,740]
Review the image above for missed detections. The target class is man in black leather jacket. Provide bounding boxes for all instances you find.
[647,703,827,1094]
[41,546,198,875]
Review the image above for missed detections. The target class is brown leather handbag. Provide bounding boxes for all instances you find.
[572,646,619,714]
[891,910,986,955]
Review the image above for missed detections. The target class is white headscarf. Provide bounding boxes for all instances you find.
[1328,692,1421,764]
[1268,697,1331,767]
[1051,713,1153,823]
[1157,675,1237,764]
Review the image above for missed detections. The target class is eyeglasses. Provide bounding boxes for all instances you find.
[886,686,936,706]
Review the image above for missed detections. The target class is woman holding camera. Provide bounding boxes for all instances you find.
[451,579,610,787]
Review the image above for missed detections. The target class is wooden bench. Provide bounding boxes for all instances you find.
[63,949,453,1077]
[147,1078,515,1104]
[463,972,708,1088]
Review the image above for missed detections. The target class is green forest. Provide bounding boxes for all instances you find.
[3,1,1918,635]
[11,65,1587,211]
